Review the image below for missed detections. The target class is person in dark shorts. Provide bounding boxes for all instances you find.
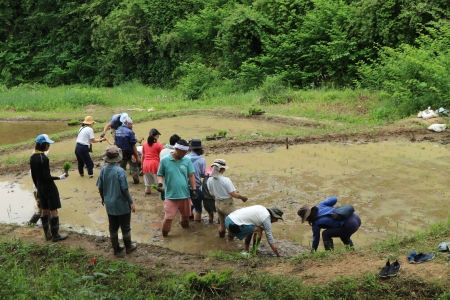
[30,134,68,242]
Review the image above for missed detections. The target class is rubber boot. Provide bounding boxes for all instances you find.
[323,240,334,251]
[132,175,139,184]
[40,215,52,241]
[29,213,41,225]
[110,232,125,255]
[162,230,169,237]
[123,231,137,254]
[50,216,68,242]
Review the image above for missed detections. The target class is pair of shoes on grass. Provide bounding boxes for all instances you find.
[379,259,401,278]
[408,250,435,264]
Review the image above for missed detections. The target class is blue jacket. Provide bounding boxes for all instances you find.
[311,196,344,250]
[114,126,137,155]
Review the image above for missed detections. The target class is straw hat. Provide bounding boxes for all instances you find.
[83,116,96,125]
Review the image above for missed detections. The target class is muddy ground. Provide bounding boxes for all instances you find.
[1,113,450,286]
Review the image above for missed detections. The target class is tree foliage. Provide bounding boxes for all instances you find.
[2,0,450,114]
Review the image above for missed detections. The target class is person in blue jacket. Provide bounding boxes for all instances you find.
[297,196,361,252]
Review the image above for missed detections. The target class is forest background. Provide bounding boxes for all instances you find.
[2,0,450,120]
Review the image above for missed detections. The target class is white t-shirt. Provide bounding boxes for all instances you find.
[207,174,235,200]
[159,147,174,159]
[76,126,94,145]
[228,205,275,244]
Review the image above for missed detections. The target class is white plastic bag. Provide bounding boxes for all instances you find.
[427,124,446,132]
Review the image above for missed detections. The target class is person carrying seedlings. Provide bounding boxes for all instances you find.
[114,116,143,184]
[141,128,164,194]
[297,196,361,252]
[97,146,137,255]
[30,134,68,242]
[206,159,248,239]
[225,205,283,257]
[75,116,106,178]
[156,139,197,237]
[101,112,128,139]
[187,139,206,222]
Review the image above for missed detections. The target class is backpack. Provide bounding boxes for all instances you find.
[315,205,355,221]
[331,205,355,220]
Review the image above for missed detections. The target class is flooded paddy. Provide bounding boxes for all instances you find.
[0,121,68,146]
[1,116,449,257]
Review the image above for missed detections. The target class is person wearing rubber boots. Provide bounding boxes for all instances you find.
[156,139,196,237]
[114,116,142,184]
[97,146,137,255]
[29,134,68,242]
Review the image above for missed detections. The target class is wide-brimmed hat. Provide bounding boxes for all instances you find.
[211,158,228,169]
[83,116,96,125]
[101,146,123,163]
[298,205,312,223]
[35,134,54,144]
[267,207,284,221]
[189,139,202,150]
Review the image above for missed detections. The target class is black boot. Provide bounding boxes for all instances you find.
[40,215,52,241]
[50,216,68,242]
[122,231,137,254]
[110,232,125,255]
[323,240,334,251]
[341,237,355,249]
[29,213,41,225]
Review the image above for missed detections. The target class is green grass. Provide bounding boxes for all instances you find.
[0,82,392,127]
[1,234,449,300]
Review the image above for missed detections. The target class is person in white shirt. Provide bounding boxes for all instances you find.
[74,116,105,178]
[207,159,248,240]
[159,134,181,159]
[225,205,283,257]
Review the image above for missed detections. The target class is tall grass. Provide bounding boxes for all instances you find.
[1,82,392,126]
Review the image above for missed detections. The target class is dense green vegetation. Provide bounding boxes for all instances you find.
[1,215,450,299]
[2,0,450,118]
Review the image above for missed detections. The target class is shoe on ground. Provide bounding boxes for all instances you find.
[378,259,390,278]
[438,242,450,252]
[412,253,435,263]
[388,260,400,277]
[88,175,94,178]
[408,250,417,263]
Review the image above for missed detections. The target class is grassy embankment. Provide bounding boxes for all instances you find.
[1,216,450,299]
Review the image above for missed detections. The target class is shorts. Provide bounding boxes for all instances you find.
[225,216,255,241]
[190,188,203,213]
[143,172,157,186]
[163,198,191,220]
[37,182,61,211]
[203,198,216,213]
[215,198,235,225]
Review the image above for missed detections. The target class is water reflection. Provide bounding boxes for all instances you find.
[2,139,450,257]
[0,121,70,146]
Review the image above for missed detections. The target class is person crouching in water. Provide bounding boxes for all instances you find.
[97,146,137,255]
[297,196,361,252]
[30,134,68,242]
[225,205,283,257]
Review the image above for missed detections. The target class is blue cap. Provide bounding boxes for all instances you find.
[35,134,54,144]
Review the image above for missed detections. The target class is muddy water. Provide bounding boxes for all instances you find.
[0,121,69,146]
[1,117,450,257]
